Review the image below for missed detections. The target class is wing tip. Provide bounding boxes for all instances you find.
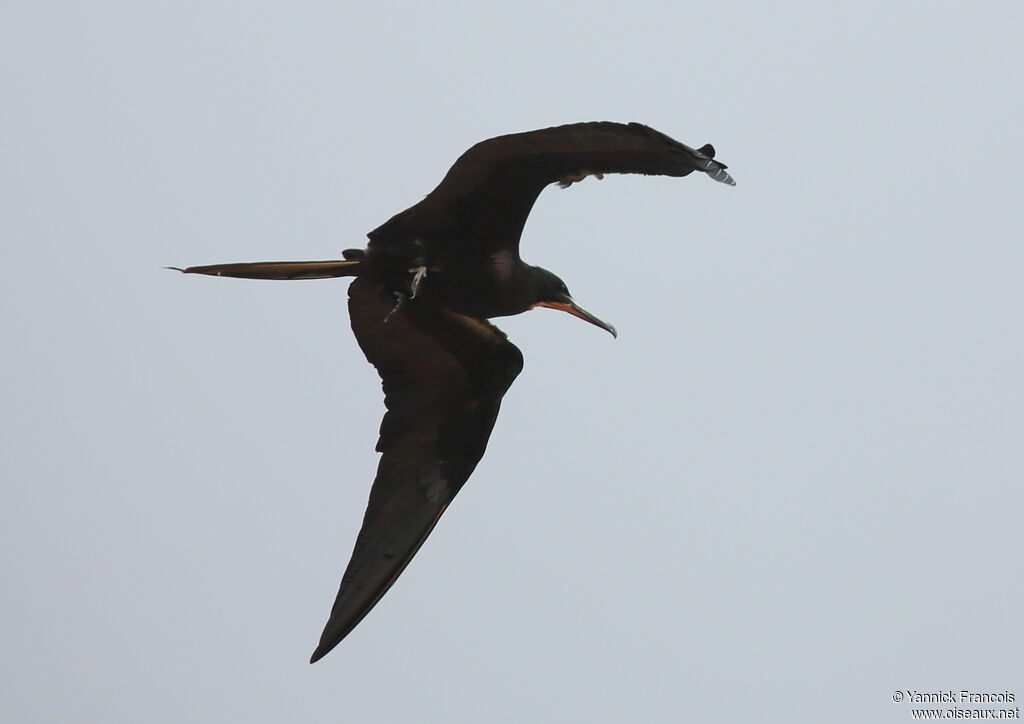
[310,626,349,662]
[692,143,736,186]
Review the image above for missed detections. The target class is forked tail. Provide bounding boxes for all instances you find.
[167,259,361,280]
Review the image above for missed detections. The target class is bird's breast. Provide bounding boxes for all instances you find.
[488,250,516,282]
[423,262,531,320]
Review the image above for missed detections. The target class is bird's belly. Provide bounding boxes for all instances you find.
[368,242,527,319]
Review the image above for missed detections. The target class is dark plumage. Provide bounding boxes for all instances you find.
[173,121,734,662]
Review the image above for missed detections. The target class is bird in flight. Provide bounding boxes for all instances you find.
[173,121,734,662]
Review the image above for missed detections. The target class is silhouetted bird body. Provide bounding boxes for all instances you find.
[174,121,734,663]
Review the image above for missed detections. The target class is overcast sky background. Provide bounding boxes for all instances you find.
[3,2,1022,722]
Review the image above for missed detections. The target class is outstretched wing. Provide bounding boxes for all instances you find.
[369,121,734,252]
[310,279,523,662]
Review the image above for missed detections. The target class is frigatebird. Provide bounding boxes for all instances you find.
[174,121,734,663]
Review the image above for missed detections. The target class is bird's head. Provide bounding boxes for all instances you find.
[528,267,617,338]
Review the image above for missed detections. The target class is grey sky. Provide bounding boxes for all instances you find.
[3,1,1022,722]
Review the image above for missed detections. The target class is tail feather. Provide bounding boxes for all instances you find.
[168,259,361,280]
